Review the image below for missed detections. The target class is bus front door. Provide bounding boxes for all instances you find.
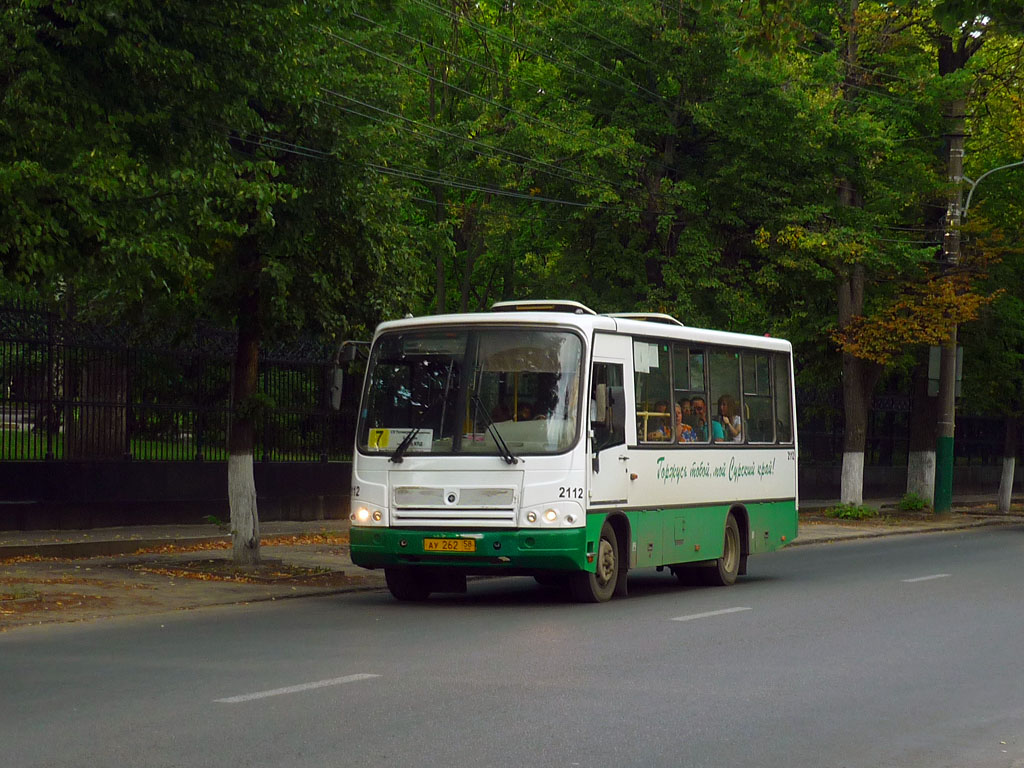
[588,360,630,507]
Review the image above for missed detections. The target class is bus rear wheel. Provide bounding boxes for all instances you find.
[569,522,618,603]
[385,568,432,601]
[704,513,741,587]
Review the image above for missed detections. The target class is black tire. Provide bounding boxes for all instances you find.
[534,573,568,589]
[385,568,432,601]
[569,522,619,603]
[704,514,741,587]
[671,565,701,586]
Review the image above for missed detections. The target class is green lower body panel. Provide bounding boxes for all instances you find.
[621,500,797,569]
[352,500,797,575]
[350,526,589,573]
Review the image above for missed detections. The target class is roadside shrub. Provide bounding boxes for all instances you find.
[824,503,879,520]
[898,492,931,511]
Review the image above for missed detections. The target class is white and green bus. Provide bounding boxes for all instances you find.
[347,300,797,602]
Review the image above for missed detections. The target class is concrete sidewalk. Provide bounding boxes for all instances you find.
[2,495,1018,556]
[2,498,1021,633]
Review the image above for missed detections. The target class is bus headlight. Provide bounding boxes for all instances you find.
[351,503,386,526]
[520,502,584,528]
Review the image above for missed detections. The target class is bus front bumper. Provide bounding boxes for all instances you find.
[350,526,589,573]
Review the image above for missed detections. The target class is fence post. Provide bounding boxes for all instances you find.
[320,363,330,463]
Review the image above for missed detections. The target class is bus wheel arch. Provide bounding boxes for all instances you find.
[730,504,750,576]
[704,510,743,587]
[570,515,626,603]
[605,512,630,597]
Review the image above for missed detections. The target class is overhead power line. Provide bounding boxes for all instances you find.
[317,89,621,192]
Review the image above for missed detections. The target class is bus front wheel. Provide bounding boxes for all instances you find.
[569,522,618,603]
[385,568,432,601]
[704,514,741,587]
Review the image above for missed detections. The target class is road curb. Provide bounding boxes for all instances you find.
[0,536,230,561]
[790,516,1019,546]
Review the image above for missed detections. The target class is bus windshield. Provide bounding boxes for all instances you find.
[357,327,583,457]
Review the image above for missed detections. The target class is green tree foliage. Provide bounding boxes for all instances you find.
[1,0,428,561]
[2,1,1021,507]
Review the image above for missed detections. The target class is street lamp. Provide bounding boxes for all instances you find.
[962,160,1024,216]
[933,158,1024,516]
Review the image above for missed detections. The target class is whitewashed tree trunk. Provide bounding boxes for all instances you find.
[229,241,262,566]
[998,457,1015,514]
[998,420,1018,514]
[906,450,936,502]
[841,451,865,506]
[229,452,260,564]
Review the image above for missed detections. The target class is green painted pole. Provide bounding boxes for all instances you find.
[934,327,958,517]
[935,434,954,516]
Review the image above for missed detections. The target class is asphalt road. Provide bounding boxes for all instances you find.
[3,525,1023,768]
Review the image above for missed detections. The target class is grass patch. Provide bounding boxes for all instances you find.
[898,492,931,512]
[823,503,879,520]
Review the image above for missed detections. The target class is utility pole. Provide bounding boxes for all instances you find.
[934,100,965,517]
[935,137,1024,515]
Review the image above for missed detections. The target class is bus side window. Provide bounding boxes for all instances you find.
[742,352,774,443]
[591,363,625,451]
[634,340,672,442]
[673,344,708,443]
[774,354,793,443]
[709,348,742,443]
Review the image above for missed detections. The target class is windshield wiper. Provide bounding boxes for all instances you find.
[389,426,421,464]
[390,361,456,464]
[471,394,519,465]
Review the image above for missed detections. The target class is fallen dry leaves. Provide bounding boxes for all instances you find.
[129,560,352,587]
[1,592,114,619]
[132,532,349,556]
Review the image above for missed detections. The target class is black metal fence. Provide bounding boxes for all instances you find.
[1,301,1011,467]
[0,302,358,463]
[798,391,1010,467]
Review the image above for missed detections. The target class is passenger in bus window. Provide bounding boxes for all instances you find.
[676,401,696,442]
[716,394,742,442]
[517,402,534,421]
[690,396,709,441]
[492,401,512,422]
[646,400,672,441]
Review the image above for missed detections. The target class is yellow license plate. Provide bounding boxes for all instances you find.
[423,538,476,553]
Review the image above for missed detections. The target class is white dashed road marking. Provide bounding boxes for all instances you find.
[215,673,381,703]
[671,607,752,622]
[902,573,951,583]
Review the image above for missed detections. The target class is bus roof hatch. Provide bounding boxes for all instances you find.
[490,300,597,315]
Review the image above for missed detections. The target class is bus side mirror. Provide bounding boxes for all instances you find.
[330,340,369,410]
[330,367,344,411]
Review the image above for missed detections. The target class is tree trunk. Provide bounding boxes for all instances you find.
[458,208,482,313]
[434,187,447,313]
[229,247,261,566]
[838,263,880,506]
[840,352,879,506]
[906,358,937,501]
[998,418,1017,513]
[836,0,875,506]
